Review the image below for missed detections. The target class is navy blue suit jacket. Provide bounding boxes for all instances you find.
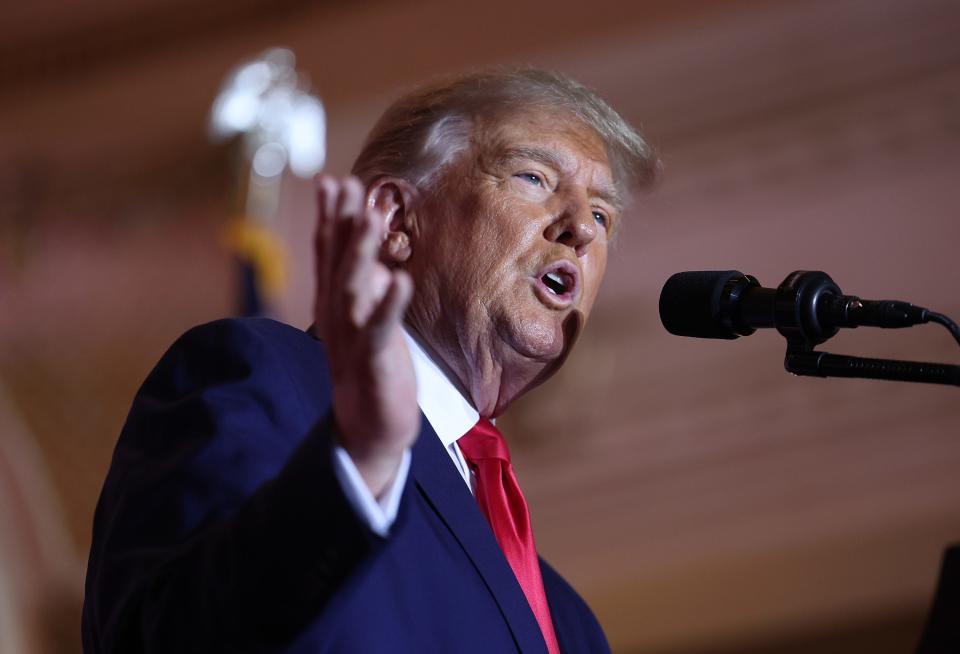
[82,318,611,653]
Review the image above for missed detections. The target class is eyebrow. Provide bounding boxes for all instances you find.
[496,146,623,210]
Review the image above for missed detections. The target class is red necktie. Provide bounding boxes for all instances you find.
[458,418,562,654]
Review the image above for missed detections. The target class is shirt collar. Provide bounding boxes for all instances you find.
[403,329,479,448]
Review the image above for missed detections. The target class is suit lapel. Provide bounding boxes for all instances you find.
[411,418,547,654]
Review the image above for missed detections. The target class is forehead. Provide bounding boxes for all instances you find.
[475,108,613,181]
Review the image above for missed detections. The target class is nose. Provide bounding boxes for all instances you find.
[543,200,598,257]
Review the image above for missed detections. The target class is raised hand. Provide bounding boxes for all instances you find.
[313,175,418,497]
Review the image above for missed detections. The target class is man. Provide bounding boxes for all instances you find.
[82,67,658,653]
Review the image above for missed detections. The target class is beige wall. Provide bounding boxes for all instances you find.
[2,0,958,651]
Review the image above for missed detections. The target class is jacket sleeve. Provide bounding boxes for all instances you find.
[82,318,391,654]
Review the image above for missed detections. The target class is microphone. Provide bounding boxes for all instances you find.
[659,270,930,345]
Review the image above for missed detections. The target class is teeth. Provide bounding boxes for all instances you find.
[542,271,567,295]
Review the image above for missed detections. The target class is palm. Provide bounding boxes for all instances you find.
[313,176,419,496]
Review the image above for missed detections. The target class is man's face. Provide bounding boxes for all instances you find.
[408,108,619,379]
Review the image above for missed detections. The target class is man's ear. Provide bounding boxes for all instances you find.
[367,177,417,265]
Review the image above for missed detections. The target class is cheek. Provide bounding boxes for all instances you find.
[473,198,538,270]
[481,194,523,235]
[579,252,608,317]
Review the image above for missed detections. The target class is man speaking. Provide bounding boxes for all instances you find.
[82,67,658,653]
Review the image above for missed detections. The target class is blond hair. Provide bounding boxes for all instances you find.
[351,66,659,204]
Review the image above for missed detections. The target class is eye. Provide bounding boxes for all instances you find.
[516,172,545,187]
[592,210,608,228]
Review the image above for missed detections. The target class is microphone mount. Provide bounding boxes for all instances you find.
[662,269,960,387]
[770,271,958,386]
[718,270,845,344]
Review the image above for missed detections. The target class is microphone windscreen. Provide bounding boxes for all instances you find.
[659,271,742,339]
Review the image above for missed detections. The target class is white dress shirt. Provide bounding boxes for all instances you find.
[332,330,478,536]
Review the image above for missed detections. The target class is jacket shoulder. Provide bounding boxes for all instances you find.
[142,317,328,404]
[540,557,612,653]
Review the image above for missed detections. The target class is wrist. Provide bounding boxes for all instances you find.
[348,448,405,499]
[332,416,408,498]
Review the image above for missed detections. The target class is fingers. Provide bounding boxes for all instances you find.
[342,206,386,328]
[331,177,366,277]
[314,176,339,324]
[331,177,381,329]
[314,175,408,344]
[315,176,365,326]
[368,270,414,348]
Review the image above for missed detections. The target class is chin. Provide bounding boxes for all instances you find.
[487,310,586,410]
[500,308,585,366]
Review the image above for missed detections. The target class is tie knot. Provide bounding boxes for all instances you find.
[457,418,510,463]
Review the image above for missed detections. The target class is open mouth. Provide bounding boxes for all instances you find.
[541,270,573,296]
[533,260,580,308]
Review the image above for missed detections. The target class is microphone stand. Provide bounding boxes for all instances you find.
[784,345,960,386]
[773,271,960,387]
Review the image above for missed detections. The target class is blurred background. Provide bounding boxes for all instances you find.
[1,0,958,652]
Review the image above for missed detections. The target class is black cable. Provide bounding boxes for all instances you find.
[926,311,960,348]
